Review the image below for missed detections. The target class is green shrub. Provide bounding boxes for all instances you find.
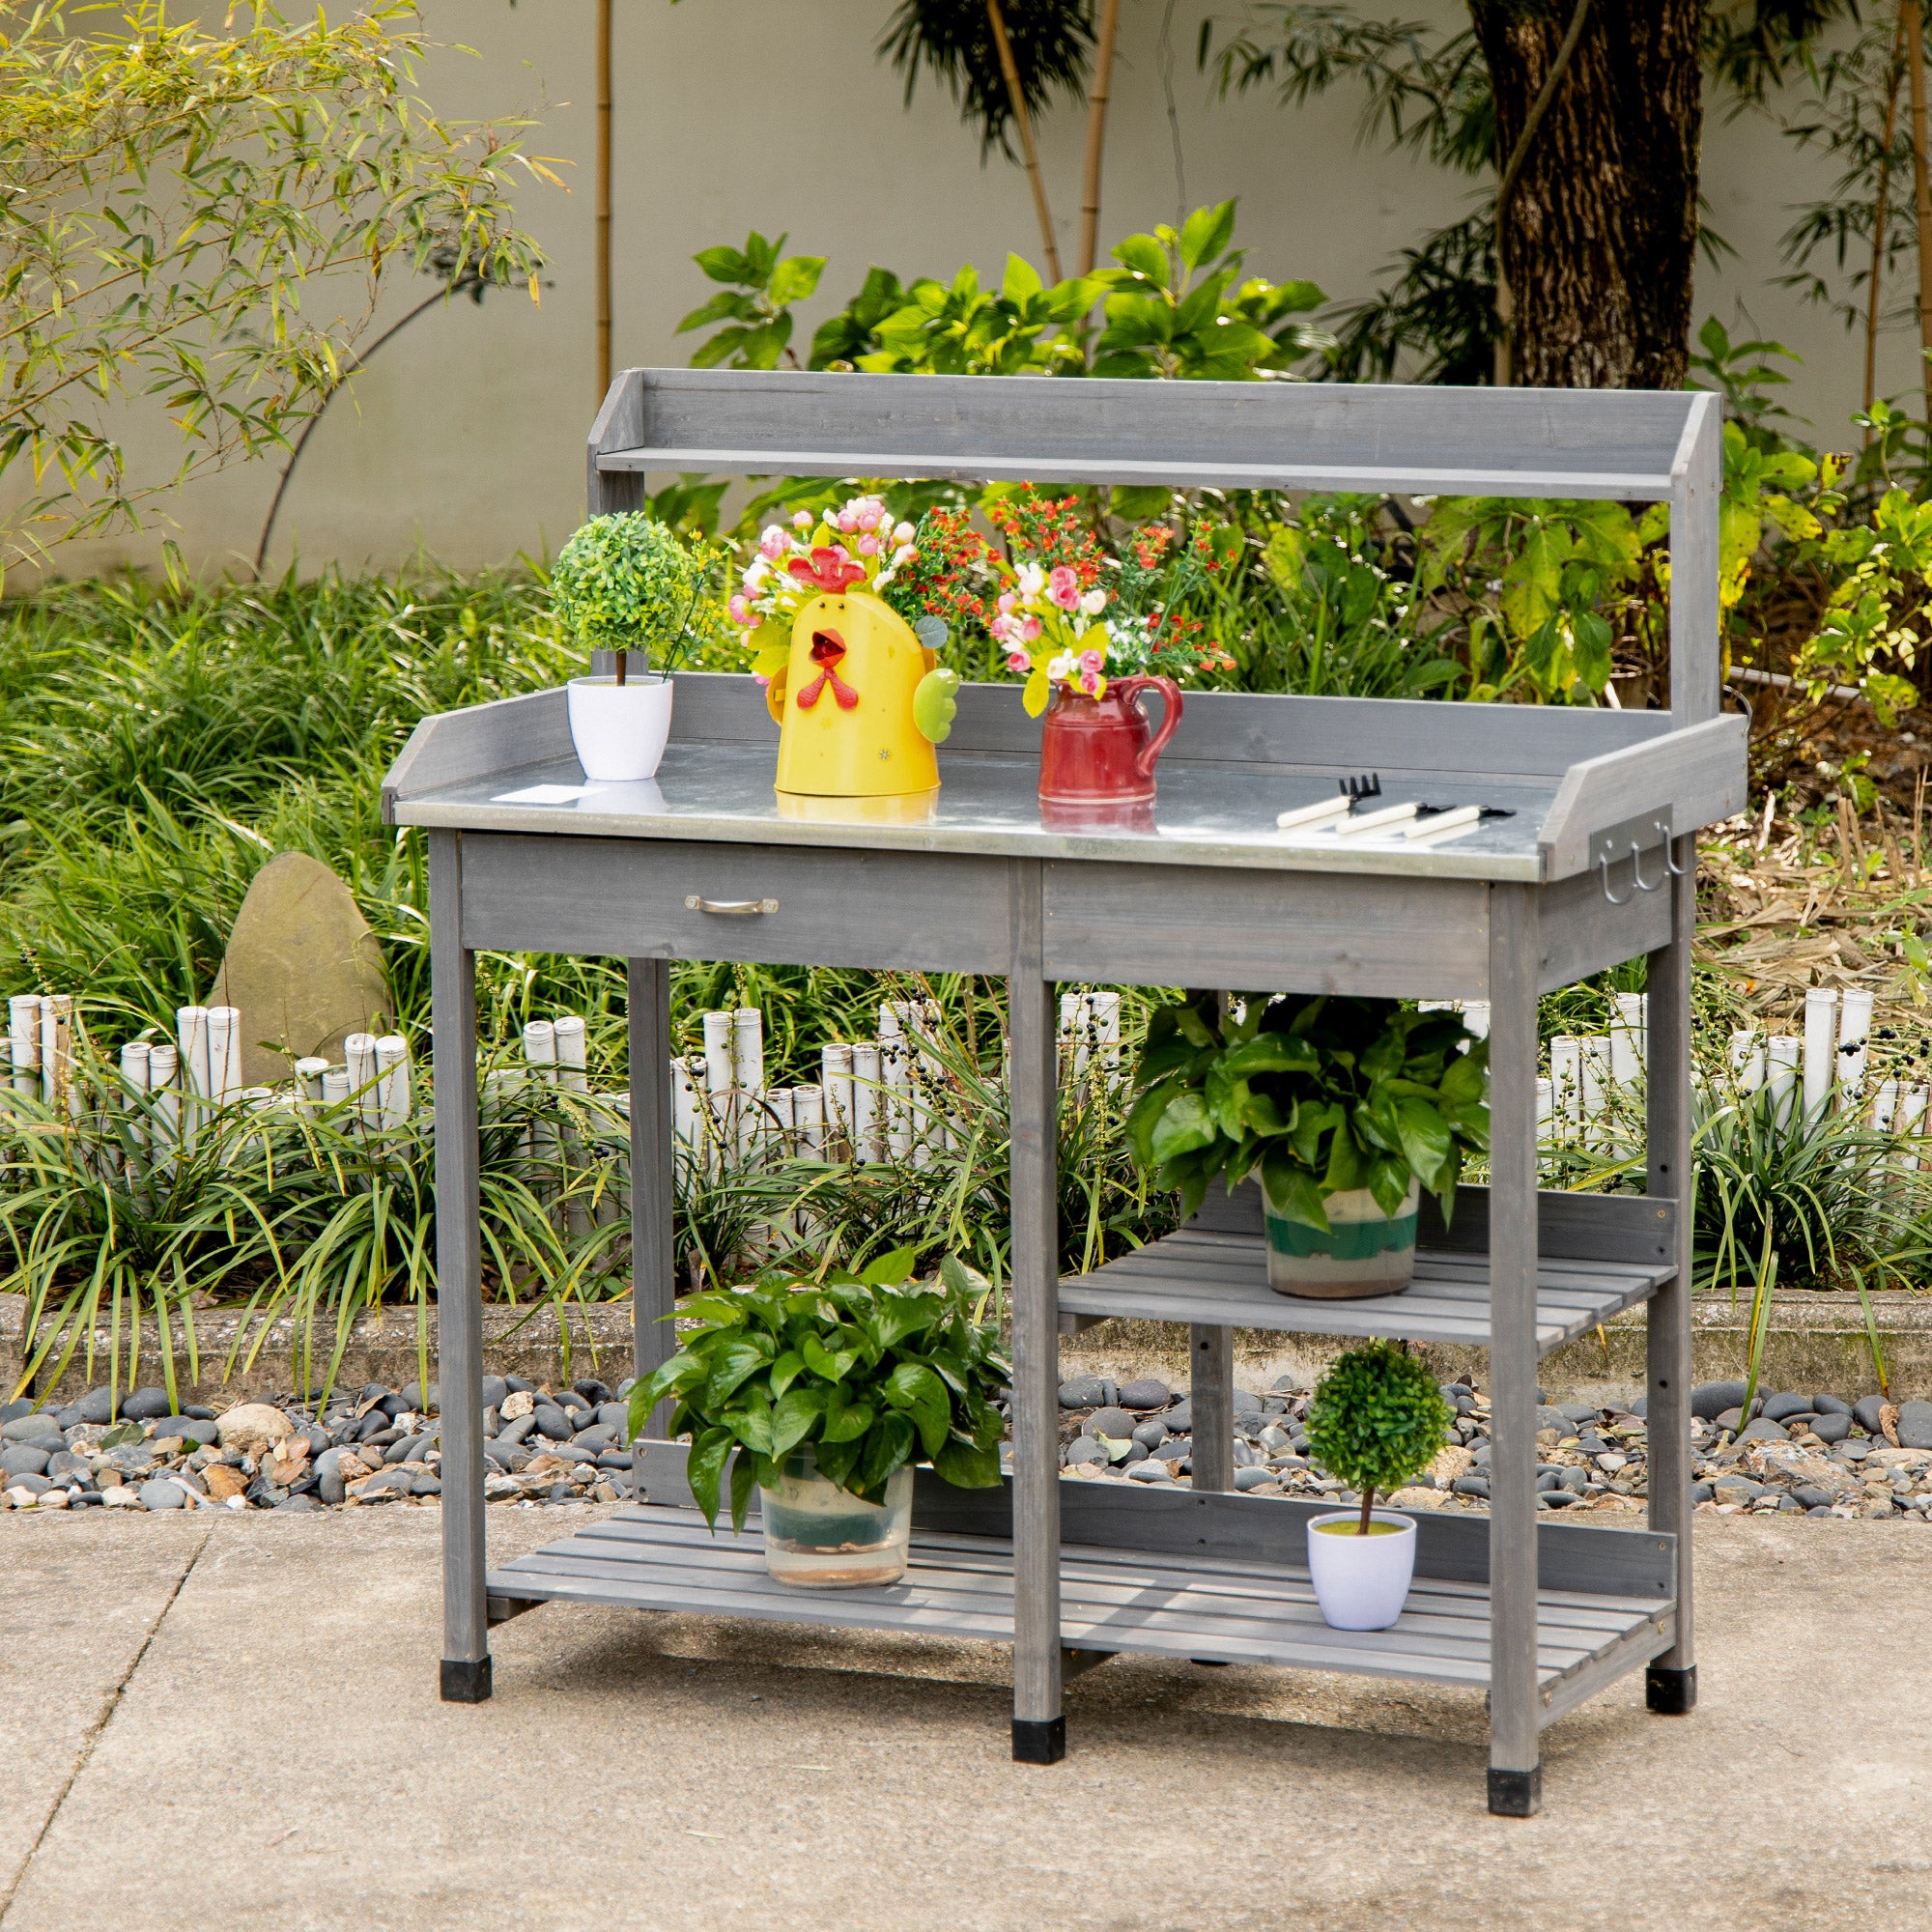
[1127,993,1488,1229]
[624,1251,1009,1528]
[548,514,708,674]
[1304,1340,1453,1534]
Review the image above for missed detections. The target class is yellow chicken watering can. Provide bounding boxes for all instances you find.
[767,588,960,798]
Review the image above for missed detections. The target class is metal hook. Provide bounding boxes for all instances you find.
[1628,840,1665,893]
[1661,836,1689,877]
[1599,852,1636,906]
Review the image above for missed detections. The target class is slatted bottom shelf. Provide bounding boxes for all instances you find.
[488,1507,1672,1721]
[1059,1227,1671,1350]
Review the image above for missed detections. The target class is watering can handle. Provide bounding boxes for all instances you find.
[1118,676,1184,781]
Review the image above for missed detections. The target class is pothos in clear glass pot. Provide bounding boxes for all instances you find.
[624,1251,1009,1588]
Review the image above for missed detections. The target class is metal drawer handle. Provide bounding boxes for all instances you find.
[685,895,779,916]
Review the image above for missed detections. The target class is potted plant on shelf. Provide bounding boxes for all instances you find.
[550,512,710,781]
[1301,1340,1453,1630]
[623,1250,1007,1587]
[986,497,1236,809]
[1127,992,1488,1297]
[728,495,962,799]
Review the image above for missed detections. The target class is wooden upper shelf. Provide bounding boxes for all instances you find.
[588,370,1719,505]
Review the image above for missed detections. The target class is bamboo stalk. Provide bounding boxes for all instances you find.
[596,0,613,405]
[1866,13,1908,431]
[1904,0,1932,415]
[986,0,1064,281]
[1077,0,1122,276]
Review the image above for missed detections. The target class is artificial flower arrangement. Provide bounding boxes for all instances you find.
[980,494,1240,715]
[729,494,922,683]
[727,493,962,797]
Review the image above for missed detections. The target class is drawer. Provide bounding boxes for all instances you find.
[457,834,1013,973]
[1041,860,1492,996]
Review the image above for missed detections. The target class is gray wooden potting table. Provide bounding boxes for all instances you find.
[384,369,1744,1815]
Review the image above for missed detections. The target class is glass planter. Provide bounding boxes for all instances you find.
[757,1446,913,1588]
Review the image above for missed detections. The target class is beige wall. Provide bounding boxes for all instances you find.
[31,1,1886,581]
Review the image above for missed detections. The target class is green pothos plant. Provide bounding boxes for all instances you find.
[1127,994,1489,1232]
[624,1250,1009,1530]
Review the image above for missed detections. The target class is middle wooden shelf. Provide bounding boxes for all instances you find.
[1059,1224,1671,1350]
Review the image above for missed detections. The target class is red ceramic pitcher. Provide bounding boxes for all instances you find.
[1037,675,1184,806]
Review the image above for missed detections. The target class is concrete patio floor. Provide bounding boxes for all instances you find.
[1,1505,1926,1932]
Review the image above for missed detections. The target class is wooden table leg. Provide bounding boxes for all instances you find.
[1188,1325,1235,1492]
[1008,859,1064,1764]
[1486,882,1542,1814]
[1644,838,1697,1716]
[627,957,676,1463]
[431,829,491,1703]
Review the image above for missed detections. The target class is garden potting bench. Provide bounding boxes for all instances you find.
[385,370,1744,1815]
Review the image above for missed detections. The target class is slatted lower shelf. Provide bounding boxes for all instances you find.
[488,1507,1671,1721]
[1059,1227,1670,1350]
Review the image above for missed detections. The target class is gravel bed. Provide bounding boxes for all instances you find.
[0,1374,637,1514]
[1051,1373,1932,1521]
[8,1371,1932,1523]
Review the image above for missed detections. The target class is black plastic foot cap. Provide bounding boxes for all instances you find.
[1011,1716,1065,1765]
[1488,1766,1542,1817]
[440,1655,493,1703]
[1646,1662,1697,1715]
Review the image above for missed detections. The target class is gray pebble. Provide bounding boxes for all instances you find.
[498,1413,537,1446]
[1854,1395,1889,1433]
[531,1406,574,1442]
[1,1413,62,1444]
[1452,1474,1491,1498]
[1162,1400,1192,1434]
[1233,1466,1277,1492]
[1896,1401,1932,1450]
[1127,1461,1173,1482]
[1791,1484,1836,1511]
[1058,1376,1109,1408]
[479,1376,508,1412]
[0,1443,51,1478]
[6,1472,52,1497]
[1088,1407,1137,1440]
[1119,1377,1171,1411]
[75,1388,116,1426]
[1762,1392,1813,1423]
[1811,1393,1853,1416]
[596,1450,634,1470]
[138,1479,185,1510]
[410,1473,442,1496]
[1690,1380,1750,1421]
[119,1388,175,1422]
[1733,1419,1789,1446]
[1130,1420,1167,1450]
[597,1402,630,1433]
[1811,1413,1853,1443]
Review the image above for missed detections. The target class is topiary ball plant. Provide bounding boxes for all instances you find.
[549,512,707,686]
[1303,1339,1453,1536]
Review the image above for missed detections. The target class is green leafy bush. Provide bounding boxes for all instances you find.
[1127,993,1488,1230]
[1304,1339,1453,1533]
[548,514,709,674]
[624,1251,1009,1528]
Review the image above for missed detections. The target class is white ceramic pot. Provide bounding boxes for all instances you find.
[566,673,673,781]
[1305,1509,1417,1630]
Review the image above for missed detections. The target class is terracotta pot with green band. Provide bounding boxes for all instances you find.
[1264,1180,1421,1298]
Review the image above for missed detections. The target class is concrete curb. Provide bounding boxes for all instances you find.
[7,1285,1932,1406]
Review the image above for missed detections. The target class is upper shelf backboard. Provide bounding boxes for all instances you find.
[586,369,1723,724]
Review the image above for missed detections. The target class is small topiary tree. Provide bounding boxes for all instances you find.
[1304,1339,1454,1536]
[549,513,707,686]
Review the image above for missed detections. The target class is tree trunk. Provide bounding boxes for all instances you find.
[1470,0,1703,389]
